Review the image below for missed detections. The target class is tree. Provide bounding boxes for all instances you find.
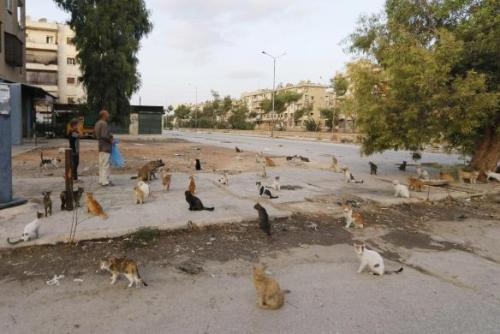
[294,105,312,125]
[320,107,339,130]
[54,0,152,124]
[304,119,321,132]
[260,91,302,134]
[228,104,255,130]
[174,104,192,123]
[348,0,499,172]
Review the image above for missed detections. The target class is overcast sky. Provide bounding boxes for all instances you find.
[28,0,385,106]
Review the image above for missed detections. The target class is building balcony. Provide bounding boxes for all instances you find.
[26,62,58,72]
[26,41,58,51]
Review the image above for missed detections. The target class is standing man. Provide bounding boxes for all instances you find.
[94,109,114,186]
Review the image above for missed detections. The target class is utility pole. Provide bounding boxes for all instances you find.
[262,51,286,137]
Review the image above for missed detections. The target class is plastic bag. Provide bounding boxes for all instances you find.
[110,138,125,167]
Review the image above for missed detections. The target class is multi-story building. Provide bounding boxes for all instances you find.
[25,17,85,104]
[0,0,25,83]
[241,81,334,129]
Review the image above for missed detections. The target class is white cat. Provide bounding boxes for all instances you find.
[416,166,430,180]
[218,172,229,185]
[392,180,410,198]
[272,176,281,191]
[137,181,151,198]
[7,212,43,245]
[486,170,500,182]
[354,242,403,276]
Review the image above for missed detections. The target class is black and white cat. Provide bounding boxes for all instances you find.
[343,168,364,184]
[7,212,43,245]
[40,152,61,169]
[256,181,279,199]
[218,172,229,185]
[354,242,403,276]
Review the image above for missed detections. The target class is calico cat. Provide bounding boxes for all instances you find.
[40,152,61,169]
[369,162,378,175]
[458,169,479,184]
[398,161,407,171]
[392,180,410,198]
[253,264,286,310]
[42,191,52,217]
[439,171,455,183]
[218,172,229,185]
[256,182,279,199]
[7,212,44,245]
[133,160,165,181]
[254,203,271,236]
[60,187,84,210]
[416,166,430,180]
[161,170,172,192]
[272,176,280,191]
[188,175,196,194]
[265,157,276,167]
[195,159,202,171]
[486,170,500,182]
[408,176,424,192]
[343,168,364,184]
[185,191,214,211]
[100,256,148,288]
[342,204,365,228]
[86,192,108,219]
[354,242,403,276]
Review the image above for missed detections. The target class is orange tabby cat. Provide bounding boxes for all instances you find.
[458,169,479,184]
[265,157,276,167]
[161,169,172,192]
[439,171,455,183]
[252,264,286,310]
[408,176,425,192]
[188,175,196,194]
[85,192,108,219]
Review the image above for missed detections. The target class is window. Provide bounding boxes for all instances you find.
[67,77,76,84]
[4,32,23,66]
[5,0,13,13]
[67,57,76,65]
[66,37,74,45]
[46,36,54,44]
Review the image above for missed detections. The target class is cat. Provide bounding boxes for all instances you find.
[161,169,172,191]
[354,242,403,276]
[7,212,44,245]
[256,182,279,199]
[458,169,479,184]
[185,190,214,211]
[342,204,365,228]
[439,171,455,183]
[416,166,430,180]
[188,175,196,194]
[42,191,52,217]
[343,168,364,184]
[100,256,148,288]
[260,164,267,178]
[40,152,61,169]
[408,176,425,192]
[133,185,145,204]
[133,160,165,181]
[136,181,151,198]
[369,162,378,175]
[86,192,108,219]
[60,187,84,210]
[235,146,242,153]
[254,203,271,236]
[265,157,276,167]
[218,172,229,185]
[272,176,281,191]
[195,159,202,171]
[253,264,286,310]
[486,170,500,182]
[392,180,410,198]
[398,160,407,171]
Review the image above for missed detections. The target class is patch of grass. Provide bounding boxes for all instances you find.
[123,227,161,249]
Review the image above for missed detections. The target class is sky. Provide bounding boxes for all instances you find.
[28,0,385,106]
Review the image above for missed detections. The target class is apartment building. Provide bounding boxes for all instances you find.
[0,0,25,83]
[25,17,85,104]
[241,81,334,129]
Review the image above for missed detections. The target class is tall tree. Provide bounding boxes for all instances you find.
[54,0,152,124]
[349,0,499,172]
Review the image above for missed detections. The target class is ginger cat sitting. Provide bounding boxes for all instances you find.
[408,176,425,192]
[253,264,287,310]
[161,168,172,192]
[188,175,196,194]
[86,192,108,219]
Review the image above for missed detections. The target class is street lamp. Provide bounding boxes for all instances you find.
[261,50,286,137]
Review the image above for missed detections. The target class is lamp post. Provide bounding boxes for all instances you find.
[261,51,286,137]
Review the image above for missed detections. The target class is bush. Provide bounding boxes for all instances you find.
[304,119,321,132]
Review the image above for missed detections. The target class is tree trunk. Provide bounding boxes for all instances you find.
[470,124,500,179]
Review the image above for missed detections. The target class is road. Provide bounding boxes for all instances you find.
[166,130,462,176]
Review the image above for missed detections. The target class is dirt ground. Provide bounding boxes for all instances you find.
[12,138,291,178]
[1,195,498,283]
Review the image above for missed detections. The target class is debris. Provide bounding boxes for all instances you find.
[176,261,204,275]
[73,278,84,283]
[192,147,201,151]
[306,222,319,231]
[174,153,183,157]
[456,214,467,220]
[46,274,65,286]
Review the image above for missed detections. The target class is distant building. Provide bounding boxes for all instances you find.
[25,17,85,104]
[0,0,25,83]
[241,81,335,129]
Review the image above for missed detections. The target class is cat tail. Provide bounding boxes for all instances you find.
[282,289,291,294]
[7,237,23,245]
[130,176,138,179]
[270,195,279,199]
[203,207,215,211]
[386,267,404,275]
